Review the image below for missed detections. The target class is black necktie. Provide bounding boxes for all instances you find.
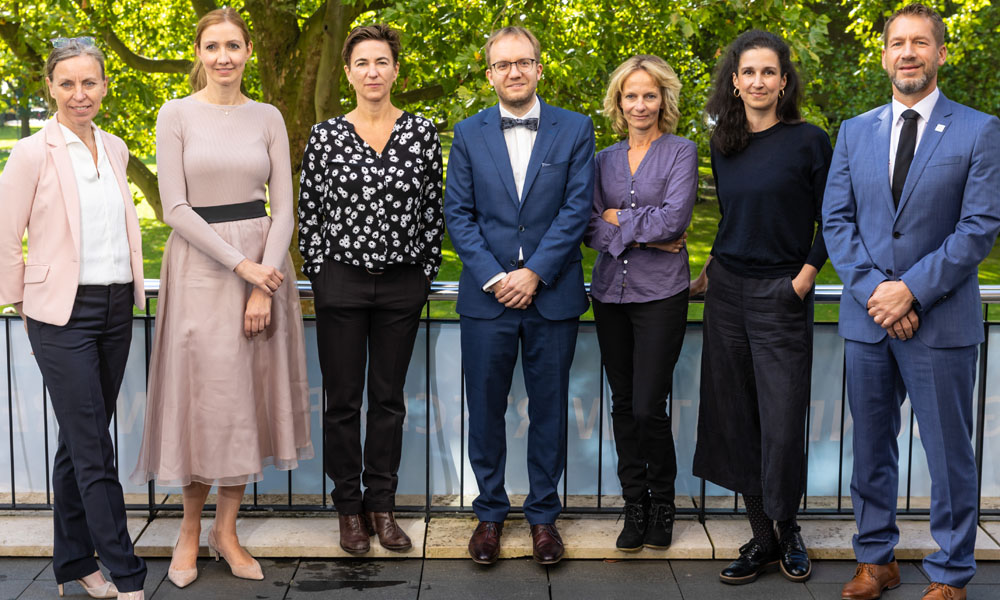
[892,109,919,208]
[500,117,539,131]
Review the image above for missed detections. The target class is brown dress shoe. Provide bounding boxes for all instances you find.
[366,511,412,551]
[468,521,503,564]
[922,582,966,599]
[530,523,564,565]
[338,513,371,554]
[841,561,901,600]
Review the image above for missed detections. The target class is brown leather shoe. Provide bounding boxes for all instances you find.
[469,521,503,564]
[338,513,371,554]
[530,523,564,565]
[365,511,412,551]
[841,561,901,600]
[922,582,966,599]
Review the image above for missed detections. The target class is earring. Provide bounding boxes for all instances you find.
[732,87,740,98]
[778,89,785,98]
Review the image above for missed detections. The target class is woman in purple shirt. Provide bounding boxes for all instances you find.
[584,54,697,552]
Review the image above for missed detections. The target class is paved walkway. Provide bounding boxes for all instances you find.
[4,557,1000,599]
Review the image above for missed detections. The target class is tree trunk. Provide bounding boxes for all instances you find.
[127,155,163,221]
[18,101,30,139]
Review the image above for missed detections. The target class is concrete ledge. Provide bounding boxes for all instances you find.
[3,513,1000,561]
[707,518,1000,560]
[133,516,425,558]
[424,516,712,560]
[0,514,147,557]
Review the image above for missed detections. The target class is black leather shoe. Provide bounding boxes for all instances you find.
[616,499,647,551]
[643,501,674,549]
[778,525,811,582]
[719,539,779,585]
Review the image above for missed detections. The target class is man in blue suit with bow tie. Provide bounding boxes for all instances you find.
[823,4,1000,599]
[444,26,595,566]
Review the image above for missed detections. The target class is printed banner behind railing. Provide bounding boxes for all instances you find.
[3,319,999,502]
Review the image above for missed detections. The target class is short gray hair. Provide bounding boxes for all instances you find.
[45,39,107,81]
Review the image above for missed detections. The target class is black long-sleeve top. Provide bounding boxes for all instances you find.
[297,112,444,279]
[710,121,832,278]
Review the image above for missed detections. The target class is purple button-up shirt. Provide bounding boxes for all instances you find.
[584,133,698,304]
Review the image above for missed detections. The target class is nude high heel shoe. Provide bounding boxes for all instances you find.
[57,573,118,598]
[117,591,144,600]
[167,534,199,588]
[207,526,264,580]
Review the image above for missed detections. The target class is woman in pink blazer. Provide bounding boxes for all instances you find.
[0,39,146,600]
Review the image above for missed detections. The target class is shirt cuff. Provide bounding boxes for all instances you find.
[483,272,505,292]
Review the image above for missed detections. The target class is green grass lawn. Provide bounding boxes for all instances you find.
[6,123,1000,322]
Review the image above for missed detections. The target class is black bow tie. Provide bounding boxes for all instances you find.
[500,117,539,131]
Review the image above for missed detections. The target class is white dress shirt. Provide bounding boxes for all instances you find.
[60,123,133,285]
[484,97,541,291]
[888,87,940,186]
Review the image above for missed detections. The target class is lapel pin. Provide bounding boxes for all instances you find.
[935,123,946,132]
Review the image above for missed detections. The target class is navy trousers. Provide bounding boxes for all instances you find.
[460,305,579,525]
[845,337,978,587]
[25,284,146,593]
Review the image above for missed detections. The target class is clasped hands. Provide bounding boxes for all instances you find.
[867,280,920,341]
[490,268,540,309]
[234,259,284,338]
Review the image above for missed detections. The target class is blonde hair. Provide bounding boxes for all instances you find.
[603,55,681,136]
[189,7,251,91]
[484,26,541,66]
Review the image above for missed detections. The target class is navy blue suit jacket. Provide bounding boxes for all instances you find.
[444,98,595,320]
[823,93,1000,347]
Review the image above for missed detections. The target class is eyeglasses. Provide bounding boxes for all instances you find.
[51,36,96,48]
[490,58,538,74]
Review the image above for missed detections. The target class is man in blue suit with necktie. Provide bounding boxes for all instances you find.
[444,26,595,566]
[824,4,1000,600]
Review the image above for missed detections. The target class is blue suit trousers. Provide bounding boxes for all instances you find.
[845,337,978,587]
[461,305,578,525]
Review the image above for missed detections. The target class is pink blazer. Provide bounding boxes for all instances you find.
[0,118,145,326]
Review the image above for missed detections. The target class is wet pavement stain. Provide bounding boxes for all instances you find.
[293,580,408,592]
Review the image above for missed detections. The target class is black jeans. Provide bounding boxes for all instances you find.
[593,289,688,503]
[692,260,813,521]
[312,261,428,514]
[25,283,146,593]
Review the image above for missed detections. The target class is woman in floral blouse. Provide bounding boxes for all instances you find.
[297,24,443,555]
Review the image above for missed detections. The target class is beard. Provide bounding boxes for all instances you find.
[890,61,937,95]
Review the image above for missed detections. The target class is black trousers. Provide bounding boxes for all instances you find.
[25,284,146,593]
[692,260,813,521]
[313,261,429,514]
[593,290,688,503]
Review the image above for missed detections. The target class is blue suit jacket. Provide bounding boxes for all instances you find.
[823,93,1000,347]
[444,98,595,320]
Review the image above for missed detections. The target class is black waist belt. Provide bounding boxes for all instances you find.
[192,200,267,223]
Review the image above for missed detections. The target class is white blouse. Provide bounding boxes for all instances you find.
[60,123,132,285]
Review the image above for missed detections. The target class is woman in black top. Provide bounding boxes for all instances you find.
[691,30,831,585]
[298,24,443,555]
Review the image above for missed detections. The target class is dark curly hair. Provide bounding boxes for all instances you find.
[705,29,802,156]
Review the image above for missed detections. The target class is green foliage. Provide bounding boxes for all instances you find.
[4,0,1000,291]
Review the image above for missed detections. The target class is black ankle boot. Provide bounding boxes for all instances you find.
[643,501,674,549]
[777,524,811,582]
[719,538,779,584]
[615,498,648,551]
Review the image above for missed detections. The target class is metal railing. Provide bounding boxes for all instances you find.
[3,282,1000,523]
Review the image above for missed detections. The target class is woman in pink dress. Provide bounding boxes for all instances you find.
[130,7,312,588]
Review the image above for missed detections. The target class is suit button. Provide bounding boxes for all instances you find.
[519,225,525,232]
[886,269,894,275]
[893,231,901,239]
[509,260,516,267]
